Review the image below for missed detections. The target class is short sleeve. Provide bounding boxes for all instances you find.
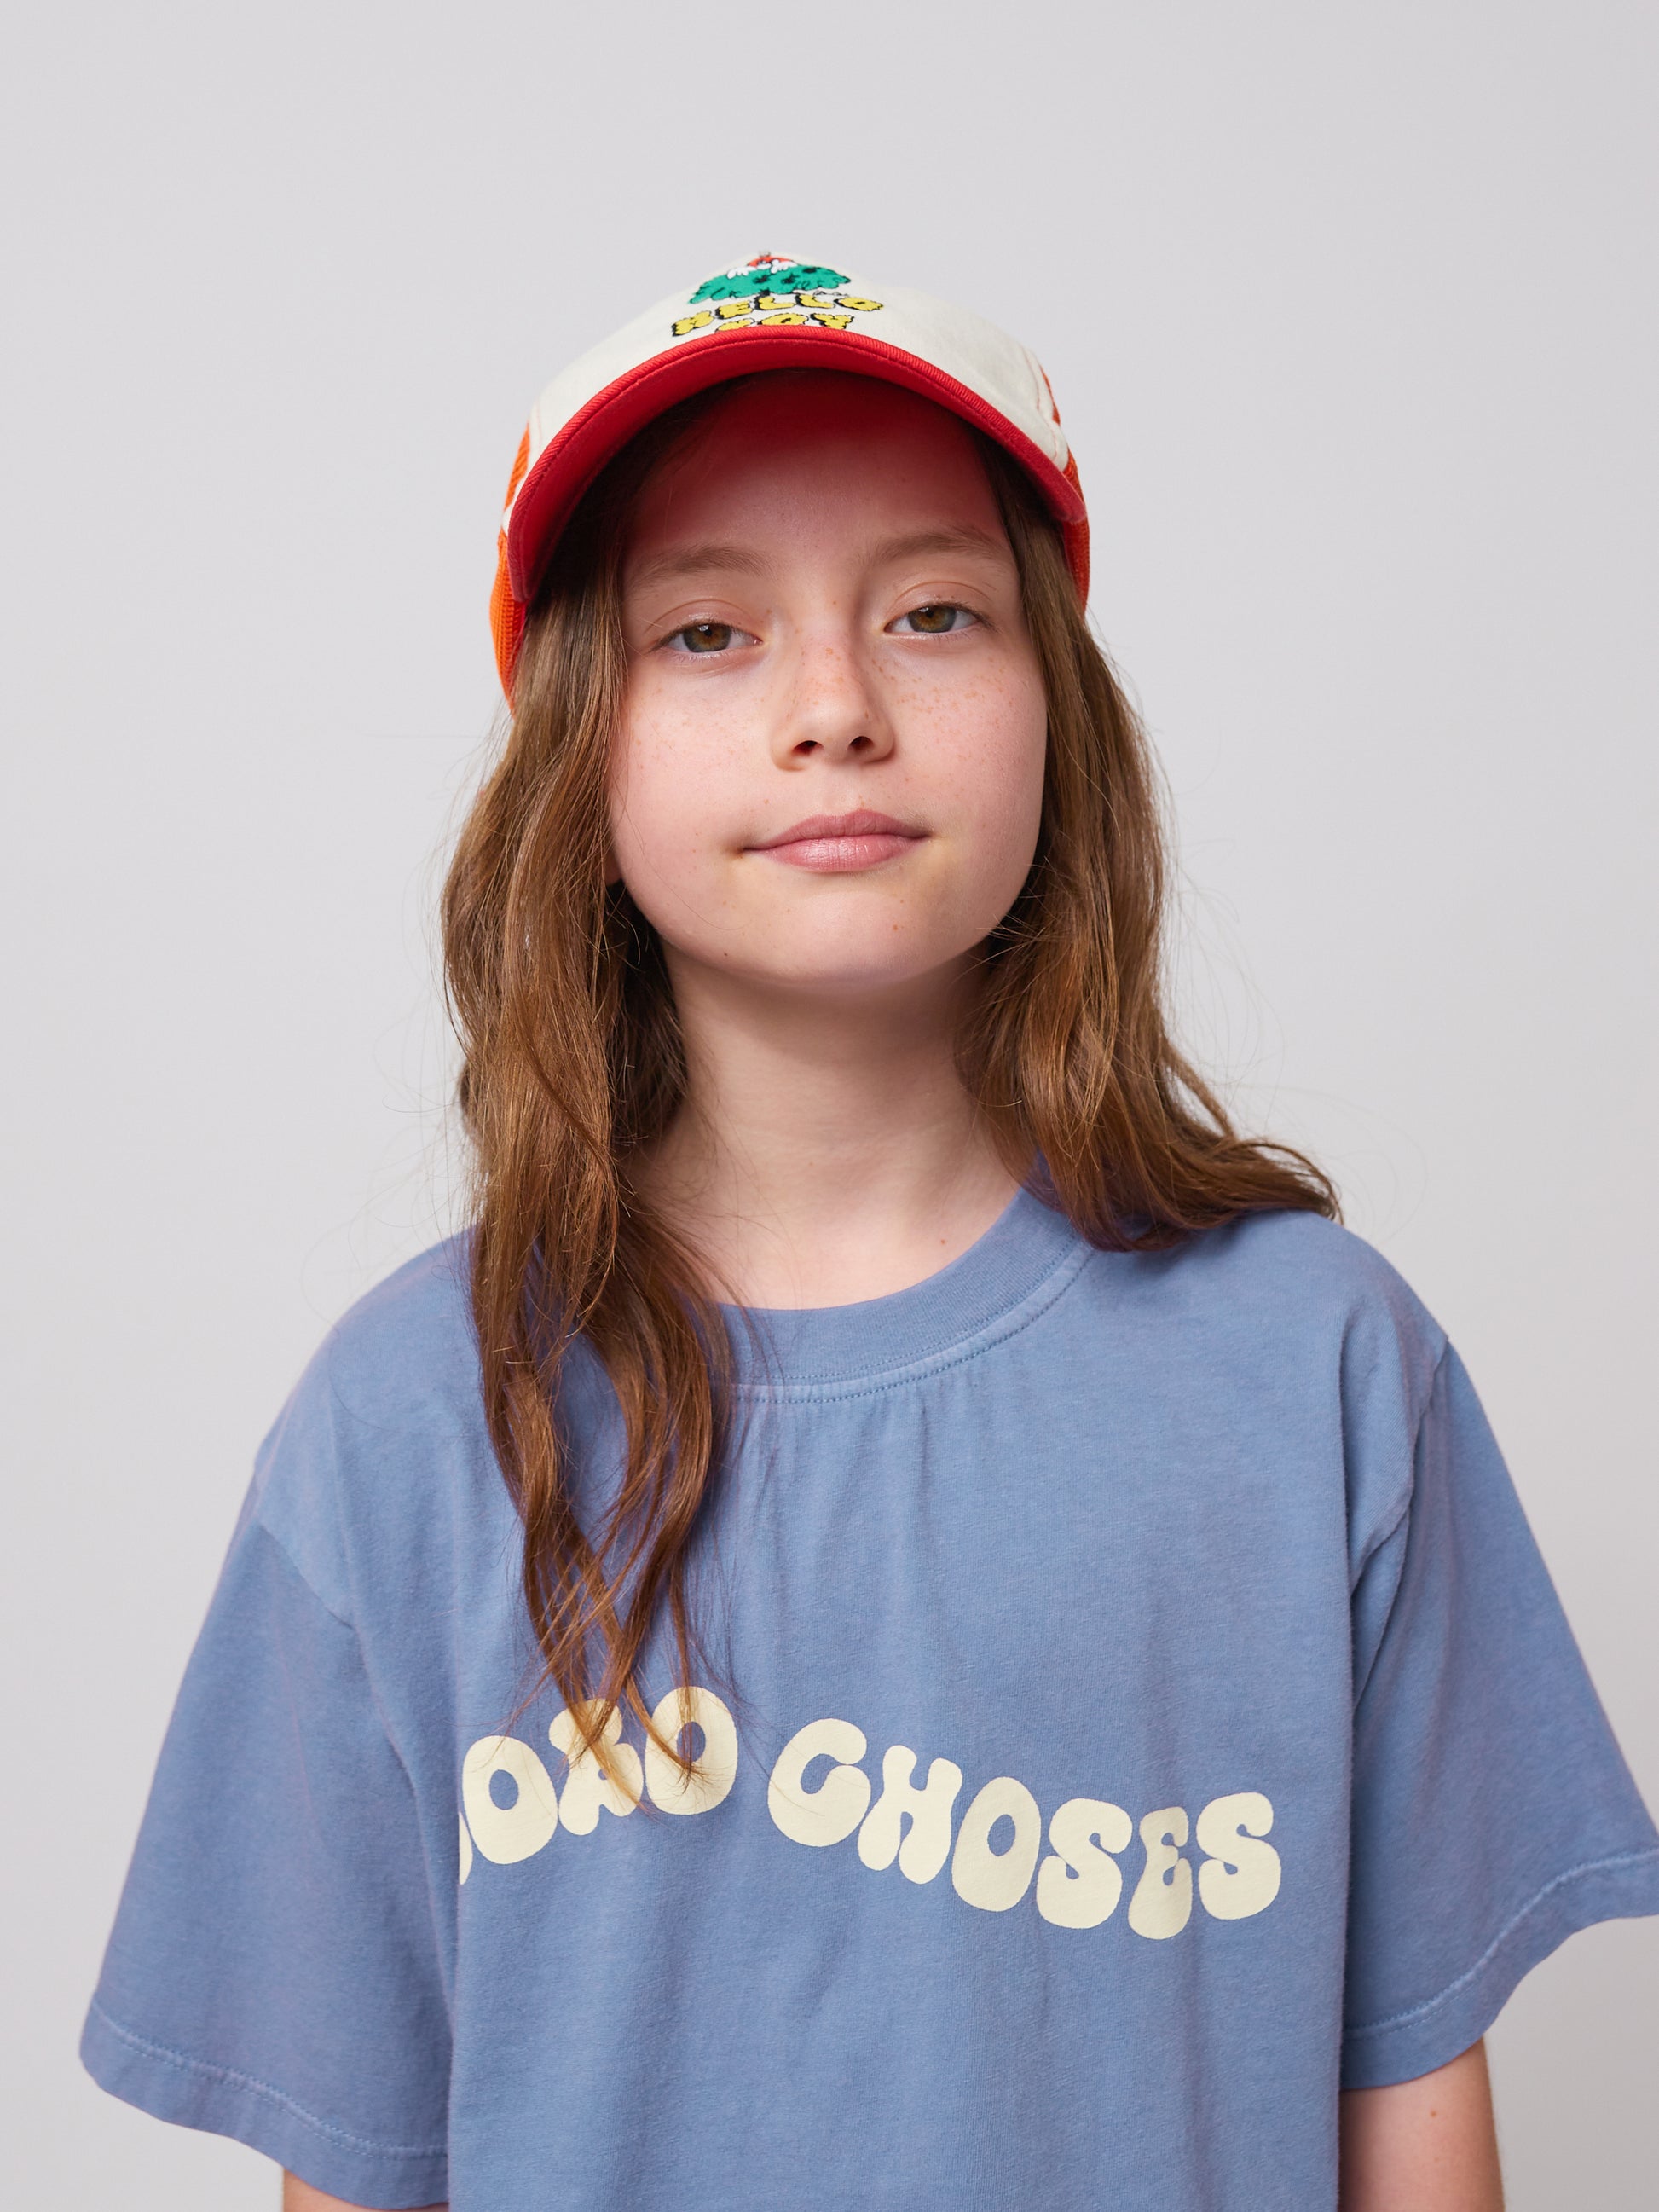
[81,1503,452,2208]
[1342,1344,1659,2087]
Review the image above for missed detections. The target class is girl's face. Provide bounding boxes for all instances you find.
[610,373,1049,1004]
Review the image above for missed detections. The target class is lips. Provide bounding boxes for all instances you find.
[749,810,927,874]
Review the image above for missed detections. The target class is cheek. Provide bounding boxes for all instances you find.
[607,683,732,895]
[930,663,1049,895]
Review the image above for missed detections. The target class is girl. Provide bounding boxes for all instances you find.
[84,255,1659,2212]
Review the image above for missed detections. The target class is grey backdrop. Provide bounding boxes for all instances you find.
[4,3,1655,2203]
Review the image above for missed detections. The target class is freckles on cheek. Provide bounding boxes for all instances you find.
[613,692,695,815]
[610,703,737,890]
[911,665,1047,812]
[618,670,752,779]
[609,715,676,880]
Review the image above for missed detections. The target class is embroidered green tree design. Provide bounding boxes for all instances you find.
[691,258,849,304]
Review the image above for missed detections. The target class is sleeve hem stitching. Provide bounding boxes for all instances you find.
[85,1997,446,2161]
[1343,1845,1659,2041]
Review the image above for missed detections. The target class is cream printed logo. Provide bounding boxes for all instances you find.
[460,1694,1282,1939]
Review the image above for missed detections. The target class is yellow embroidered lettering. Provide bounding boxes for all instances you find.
[858,1745,963,1882]
[768,1717,871,1846]
[460,1734,559,1864]
[715,298,754,319]
[1196,1791,1281,1920]
[756,311,807,326]
[810,314,853,331]
[672,310,714,336]
[1127,1805,1193,1938]
[951,1775,1043,1912]
[755,292,796,310]
[1035,1797,1133,1928]
[834,295,883,313]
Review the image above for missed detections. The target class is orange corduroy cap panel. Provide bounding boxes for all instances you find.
[489,253,1090,698]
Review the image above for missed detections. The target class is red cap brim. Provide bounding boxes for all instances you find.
[501,325,1090,686]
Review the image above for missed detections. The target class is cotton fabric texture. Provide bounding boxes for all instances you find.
[83,1194,1659,2210]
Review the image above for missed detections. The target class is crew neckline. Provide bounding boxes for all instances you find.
[725,1183,1089,1394]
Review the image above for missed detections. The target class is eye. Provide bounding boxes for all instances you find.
[663,620,757,655]
[890,602,978,635]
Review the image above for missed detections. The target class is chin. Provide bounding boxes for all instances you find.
[742,944,969,999]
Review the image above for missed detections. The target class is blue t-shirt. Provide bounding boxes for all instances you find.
[84,1195,1659,2210]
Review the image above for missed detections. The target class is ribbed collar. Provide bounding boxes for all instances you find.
[725,1184,1089,1397]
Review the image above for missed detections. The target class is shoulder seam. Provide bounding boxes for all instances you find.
[1349,1335,1451,1594]
[247,1508,357,1632]
[245,1513,434,1820]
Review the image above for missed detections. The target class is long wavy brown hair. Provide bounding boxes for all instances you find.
[442,377,1338,1765]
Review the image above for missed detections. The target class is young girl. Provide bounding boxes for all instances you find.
[84,254,1658,2212]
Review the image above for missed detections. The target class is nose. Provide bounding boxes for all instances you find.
[772,630,896,768]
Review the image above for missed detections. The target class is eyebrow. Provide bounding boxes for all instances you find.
[627,541,771,588]
[868,524,1009,566]
[627,523,1009,592]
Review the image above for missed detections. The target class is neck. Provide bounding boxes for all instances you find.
[640,957,1022,1309]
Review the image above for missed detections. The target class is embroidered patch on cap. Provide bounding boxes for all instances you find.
[691,254,848,301]
[672,251,884,339]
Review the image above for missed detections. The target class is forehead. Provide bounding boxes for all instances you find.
[625,372,1005,558]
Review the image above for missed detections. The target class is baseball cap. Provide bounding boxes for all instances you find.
[489,252,1089,693]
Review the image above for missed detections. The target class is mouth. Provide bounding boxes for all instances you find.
[748,809,928,874]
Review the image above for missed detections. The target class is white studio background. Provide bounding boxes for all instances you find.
[3,3,1655,2203]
